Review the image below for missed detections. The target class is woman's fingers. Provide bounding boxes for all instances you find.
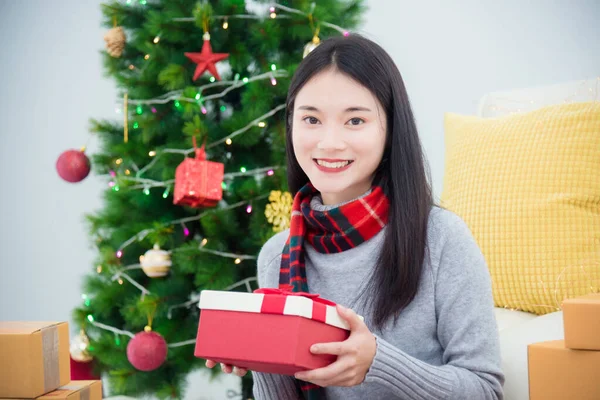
[205,360,247,376]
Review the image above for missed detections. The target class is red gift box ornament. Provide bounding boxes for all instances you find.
[173,140,224,208]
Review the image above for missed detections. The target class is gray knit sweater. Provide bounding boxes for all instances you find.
[251,199,504,400]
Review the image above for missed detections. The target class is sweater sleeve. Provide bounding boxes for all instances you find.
[251,230,302,400]
[363,217,504,400]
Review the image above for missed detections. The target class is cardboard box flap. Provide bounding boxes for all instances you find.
[562,293,600,305]
[37,380,102,400]
[0,321,66,335]
[198,290,354,330]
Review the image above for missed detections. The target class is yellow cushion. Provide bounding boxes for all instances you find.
[441,102,600,315]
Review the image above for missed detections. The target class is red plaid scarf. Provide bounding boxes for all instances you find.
[279,182,390,399]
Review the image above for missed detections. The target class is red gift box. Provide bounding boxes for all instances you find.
[194,289,353,375]
[173,145,224,208]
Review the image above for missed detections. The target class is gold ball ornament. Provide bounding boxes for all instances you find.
[265,190,293,232]
[139,244,172,278]
[70,330,93,362]
[104,26,126,58]
[303,34,321,58]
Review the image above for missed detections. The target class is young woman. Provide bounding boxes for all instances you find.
[207,34,504,400]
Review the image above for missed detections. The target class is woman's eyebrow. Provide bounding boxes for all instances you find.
[297,105,372,112]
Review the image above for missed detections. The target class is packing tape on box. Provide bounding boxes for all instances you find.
[41,325,60,392]
[60,383,90,400]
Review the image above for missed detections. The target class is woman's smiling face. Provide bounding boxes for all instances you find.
[292,68,387,205]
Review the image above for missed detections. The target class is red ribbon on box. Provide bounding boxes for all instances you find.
[253,288,336,324]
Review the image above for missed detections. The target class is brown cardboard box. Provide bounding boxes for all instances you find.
[562,293,600,350]
[0,322,70,398]
[528,340,600,400]
[37,381,102,400]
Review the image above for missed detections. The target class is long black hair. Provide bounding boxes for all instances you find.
[285,34,433,330]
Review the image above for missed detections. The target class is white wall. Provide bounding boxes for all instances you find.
[0,1,598,399]
[360,0,600,197]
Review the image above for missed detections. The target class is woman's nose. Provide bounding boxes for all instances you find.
[316,130,346,151]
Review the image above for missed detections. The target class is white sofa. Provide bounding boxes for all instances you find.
[482,77,598,400]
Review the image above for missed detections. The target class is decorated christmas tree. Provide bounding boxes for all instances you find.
[67,0,365,398]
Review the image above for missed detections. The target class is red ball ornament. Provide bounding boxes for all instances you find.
[56,148,91,183]
[70,356,101,380]
[126,329,168,372]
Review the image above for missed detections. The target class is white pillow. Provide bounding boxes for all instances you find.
[477,77,599,118]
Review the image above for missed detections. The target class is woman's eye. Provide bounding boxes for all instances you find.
[303,116,320,125]
[347,117,365,126]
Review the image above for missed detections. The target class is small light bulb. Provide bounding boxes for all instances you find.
[153,36,160,44]
[246,204,252,213]
[109,170,116,177]
[258,122,266,128]
[223,19,229,29]
[271,64,277,71]
[343,31,350,37]
[225,138,232,145]
[129,64,135,70]
[242,77,249,84]
[240,167,247,173]
[220,105,226,112]
[143,187,150,195]
[125,169,131,175]
[133,122,139,129]
[108,181,116,188]
[234,258,242,264]
[162,187,170,198]
[144,54,150,60]
[96,265,102,273]
[136,105,143,114]
[210,77,216,83]
[116,250,123,258]
[195,93,201,100]
[113,185,120,192]
[115,158,123,165]
[271,77,277,85]
[201,106,207,114]
[118,278,124,285]
[183,226,190,236]
[270,12,277,18]
[174,100,180,108]
[201,238,208,247]
[148,150,157,157]
[87,315,94,322]
[151,107,157,113]
[267,169,274,176]
[221,182,227,190]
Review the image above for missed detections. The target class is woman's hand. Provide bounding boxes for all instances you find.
[294,305,377,387]
[205,359,248,377]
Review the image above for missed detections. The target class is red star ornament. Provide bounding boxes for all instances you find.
[185,34,229,81]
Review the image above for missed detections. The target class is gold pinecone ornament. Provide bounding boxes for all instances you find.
[104,26,126,58]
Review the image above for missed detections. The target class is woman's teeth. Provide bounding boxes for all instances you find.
[316,160,352,168]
